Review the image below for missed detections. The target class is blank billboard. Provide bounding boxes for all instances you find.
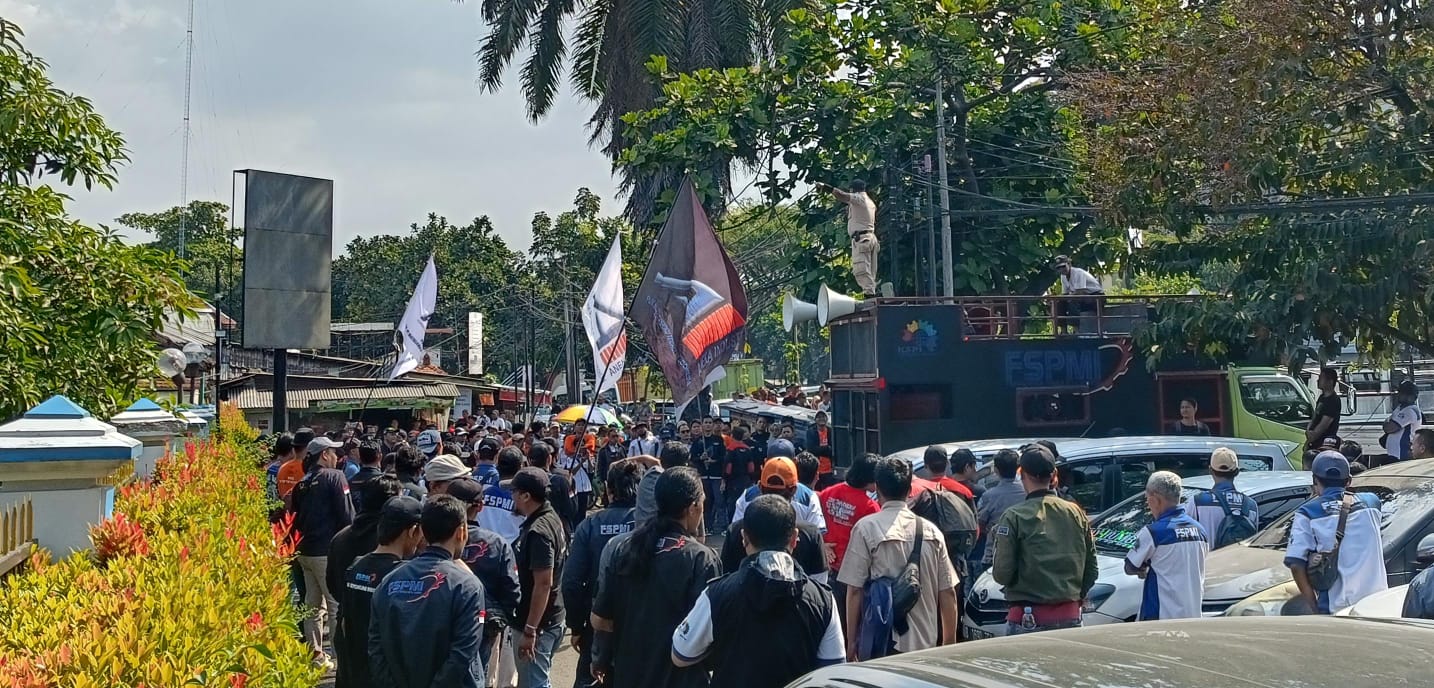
[241,170,334,349]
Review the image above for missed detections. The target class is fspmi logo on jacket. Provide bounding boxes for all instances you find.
[388,572,448,602]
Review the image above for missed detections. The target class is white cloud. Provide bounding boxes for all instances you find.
[10,0,620,253]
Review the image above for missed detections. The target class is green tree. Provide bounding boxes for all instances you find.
[1069,0,1434,365]
[116,200,243,321]
[0,19,196,418]
[473,0,812,224]
[332,213,527,375]
[621,0,1136,296]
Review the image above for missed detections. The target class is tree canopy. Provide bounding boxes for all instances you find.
[1068,0,1434,365]
[117,200,243,323]
[620,0,1137,297]
[0,19,195,418]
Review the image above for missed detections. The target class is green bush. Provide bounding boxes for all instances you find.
[0,432,320,687]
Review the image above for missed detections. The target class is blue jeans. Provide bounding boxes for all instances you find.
[1006,618,1082,636]
[516,622,564,688]
[702,478,725,534]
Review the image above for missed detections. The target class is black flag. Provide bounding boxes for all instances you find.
[631,180,749,408]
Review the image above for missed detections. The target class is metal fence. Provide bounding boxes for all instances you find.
[0,498,34,578]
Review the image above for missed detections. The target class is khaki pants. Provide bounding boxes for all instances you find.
[851,233,880,294]
[296,555,337,656]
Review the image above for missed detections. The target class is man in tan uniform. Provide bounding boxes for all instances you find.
[818,180,880,296]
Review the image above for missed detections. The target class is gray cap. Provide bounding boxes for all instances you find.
[306,436,343,456]
[1312,450,1351,482]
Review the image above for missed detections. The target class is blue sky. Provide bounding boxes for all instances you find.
[3,0,621,253]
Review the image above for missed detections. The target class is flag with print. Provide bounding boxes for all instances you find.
[582,235,627,397]
[631,180,748,407]
[389,255,438,382]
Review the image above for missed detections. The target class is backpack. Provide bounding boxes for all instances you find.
[1211,489,1259,549]
[859,527,923,660]
[911,485,979,574]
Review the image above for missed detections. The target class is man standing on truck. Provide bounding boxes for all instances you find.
[816,180,881,297]
[1052,255,1104,335]
[1382,380,1423,462]
[1306,367,1342,465]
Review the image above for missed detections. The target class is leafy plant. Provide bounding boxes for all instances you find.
[0,430,319,687]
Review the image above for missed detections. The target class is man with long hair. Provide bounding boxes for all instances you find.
[591,468,716,688]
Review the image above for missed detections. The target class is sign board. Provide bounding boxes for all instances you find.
[240,170,334,349]
[468,312,484,375]
[453,388,474,418]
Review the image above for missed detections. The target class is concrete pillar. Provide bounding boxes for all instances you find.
[109,399,188,479]
[0,396,141,556]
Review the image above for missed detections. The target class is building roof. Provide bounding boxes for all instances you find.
[227,381,459,411]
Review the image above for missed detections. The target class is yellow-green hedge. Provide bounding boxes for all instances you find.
[0,417,321,688]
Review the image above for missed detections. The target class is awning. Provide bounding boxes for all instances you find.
[228,382,459,411]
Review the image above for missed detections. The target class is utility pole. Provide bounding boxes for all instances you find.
[924,154,937,297]
[563,293,580,407]
[935,74,954,298]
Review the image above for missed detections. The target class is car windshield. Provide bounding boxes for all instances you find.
[1092,487,1203,553]
[1247,475,1434,549]
[1238,377,1313,425]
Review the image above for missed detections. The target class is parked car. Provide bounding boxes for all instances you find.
[961,471,1312,639]
[1212,458,1434,617]
[893,435,1298,516]
[787,617,1434,688]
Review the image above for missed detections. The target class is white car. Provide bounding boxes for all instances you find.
[961,471,1313,639]
[1214,459,1434,617]
[893,435,1299,518]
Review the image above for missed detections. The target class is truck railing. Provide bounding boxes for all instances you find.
[0,498,34,578]
[870,294,1203,341]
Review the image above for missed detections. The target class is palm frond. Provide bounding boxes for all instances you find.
[520,0,579,120]
[476,0,547,92]
[570,0,613,101]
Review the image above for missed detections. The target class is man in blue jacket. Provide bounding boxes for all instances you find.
[370,495,488,688]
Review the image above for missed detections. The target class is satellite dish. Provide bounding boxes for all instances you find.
[158,348,188,378]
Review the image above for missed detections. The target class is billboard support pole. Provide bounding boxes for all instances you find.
[273,350,287,433]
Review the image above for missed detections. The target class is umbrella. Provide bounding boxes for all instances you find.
[554,404,622,427]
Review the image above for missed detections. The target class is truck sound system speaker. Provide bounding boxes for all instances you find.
[782,293,818,331]
[817,284,862,326]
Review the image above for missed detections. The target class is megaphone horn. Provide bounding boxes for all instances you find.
[782,293,818,331]
[817,284,863,326]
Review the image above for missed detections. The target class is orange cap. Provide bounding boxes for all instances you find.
[760,457,799,490]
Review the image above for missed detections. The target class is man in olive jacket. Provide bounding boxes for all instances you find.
[991,446,1097,635]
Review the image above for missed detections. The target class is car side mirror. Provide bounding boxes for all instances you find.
[1416,533,1434,568]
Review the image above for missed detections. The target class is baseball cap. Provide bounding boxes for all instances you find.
[447,478,485,505]
[1053,254,1071,266]
[306,436,343,456]
[293,427,316,451]
[1319,435,1342,450]
[477,437,503,457]
[1210,447,1240,473]
[424,454,468,483]
[1399,379,1419,396]
[1311,450,1352,482]
[767,439,797,460]
[501,466,550,500]
[415,429,442,457]
[380,495,424,529]
[759,457,799,491]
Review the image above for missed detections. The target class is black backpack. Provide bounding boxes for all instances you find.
[910,486,978,575]
[1211,490,1259,549]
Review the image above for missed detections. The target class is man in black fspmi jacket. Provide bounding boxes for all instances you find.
[370,495,488,688]
[562,462,640,688]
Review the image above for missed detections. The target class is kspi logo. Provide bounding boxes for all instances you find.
[897,320,938,356]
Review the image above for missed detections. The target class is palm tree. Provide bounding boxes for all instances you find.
[474,0,808,225]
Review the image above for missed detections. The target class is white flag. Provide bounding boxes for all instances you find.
[582,236,627,397]
[389,255,438,382]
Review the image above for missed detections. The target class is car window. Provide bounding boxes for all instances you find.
[1254,490,1312,529]
[1247,477,1434,549]
[1059,460,1108,514]
[1239,377,1314,424]
[1092,487,1202,553]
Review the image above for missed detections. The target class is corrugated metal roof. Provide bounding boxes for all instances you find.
[228,382,459,410]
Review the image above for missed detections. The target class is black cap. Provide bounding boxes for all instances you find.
[477,437,503,457]
[501,466,550,501]
[1399,379,1419,396]
[380,495,423,529]
[447,478,485,505]
[293,427,316,450]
